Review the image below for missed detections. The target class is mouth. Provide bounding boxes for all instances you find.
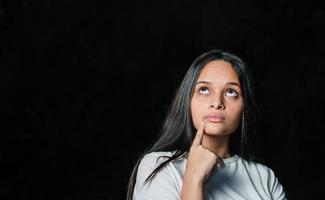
[204,114,225,123]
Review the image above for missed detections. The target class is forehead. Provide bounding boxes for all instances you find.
[197,60,239,83]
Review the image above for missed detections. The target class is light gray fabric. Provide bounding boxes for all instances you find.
[134,151,287,200]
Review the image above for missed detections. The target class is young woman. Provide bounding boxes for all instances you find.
[127,50,287,200]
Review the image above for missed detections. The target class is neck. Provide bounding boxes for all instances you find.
[201,135,232,159]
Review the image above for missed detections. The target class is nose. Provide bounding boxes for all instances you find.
[209,96,224,110]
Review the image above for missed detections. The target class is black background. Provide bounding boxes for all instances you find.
[1,0,324,199]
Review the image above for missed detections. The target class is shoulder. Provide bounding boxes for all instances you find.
[136,151,175,181]
[138,151,174,171]
[134,151,182,199]
[238,157,287,199]
[224,155,275,181]
[141,151,174,163]
[239,157,275,175]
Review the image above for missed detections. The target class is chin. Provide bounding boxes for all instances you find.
[204,124,231,136]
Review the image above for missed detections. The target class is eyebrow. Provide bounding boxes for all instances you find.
[195,81,241,87]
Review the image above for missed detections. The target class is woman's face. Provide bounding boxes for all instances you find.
[190,60,243,136]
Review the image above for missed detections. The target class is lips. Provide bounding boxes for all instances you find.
[205,114,225,123]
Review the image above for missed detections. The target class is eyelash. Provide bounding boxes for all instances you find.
[226,89,238,97]
[198,86,209,94]
[197,87,239,97]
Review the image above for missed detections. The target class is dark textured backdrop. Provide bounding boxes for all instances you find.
[1,0,324,199]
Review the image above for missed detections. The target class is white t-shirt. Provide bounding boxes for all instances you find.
[133,151,287,200]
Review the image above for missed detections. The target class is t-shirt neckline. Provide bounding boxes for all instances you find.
[222,154,239,164]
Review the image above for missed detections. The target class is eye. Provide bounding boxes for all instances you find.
[225,89,238,97]
[198,86,210,95]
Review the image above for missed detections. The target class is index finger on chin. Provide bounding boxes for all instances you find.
[192,122,205,146]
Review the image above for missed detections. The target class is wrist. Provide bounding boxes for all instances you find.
[183,172,205,187]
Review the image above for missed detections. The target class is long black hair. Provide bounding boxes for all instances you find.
[127,49,256,199]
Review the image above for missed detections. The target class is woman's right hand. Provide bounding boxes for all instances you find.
[184,122,225,184]
[181,122,225,200]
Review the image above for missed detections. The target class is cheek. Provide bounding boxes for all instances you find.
[229,103,243,124]
[190,101,201,129]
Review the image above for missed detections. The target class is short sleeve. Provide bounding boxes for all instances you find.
[133,153,181,200]
[267,168,287,200]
